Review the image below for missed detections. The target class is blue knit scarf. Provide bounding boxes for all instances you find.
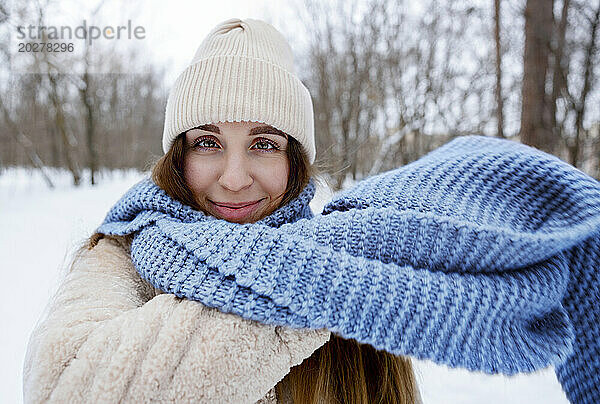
[97,135,600,403]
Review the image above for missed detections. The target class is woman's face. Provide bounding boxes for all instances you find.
[183,120,289,224]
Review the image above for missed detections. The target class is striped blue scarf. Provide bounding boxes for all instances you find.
[97,135,600,403]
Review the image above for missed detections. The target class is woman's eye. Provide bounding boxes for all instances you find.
[192,136,219,149]
[253,139,280,151]
[190,136,280,152]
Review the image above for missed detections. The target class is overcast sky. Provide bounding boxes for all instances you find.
[7,0,305,84]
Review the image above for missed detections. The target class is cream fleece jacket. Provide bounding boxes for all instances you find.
[23,235,331,403]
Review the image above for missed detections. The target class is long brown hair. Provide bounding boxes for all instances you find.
[85,131,420,403]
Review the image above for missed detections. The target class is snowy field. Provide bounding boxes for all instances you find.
[1,167,570,403]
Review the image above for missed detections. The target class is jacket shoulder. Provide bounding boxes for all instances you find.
[71,233,156,301]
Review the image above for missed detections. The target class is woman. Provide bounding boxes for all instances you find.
[24,18,421,403]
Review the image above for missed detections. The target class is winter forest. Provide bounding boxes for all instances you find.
[1,0,599,403]
[1,0,599,189]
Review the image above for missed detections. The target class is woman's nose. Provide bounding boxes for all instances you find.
[217,154,253,192]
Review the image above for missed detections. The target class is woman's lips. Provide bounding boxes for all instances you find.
[209,198,265,221]
[212,200,262,208]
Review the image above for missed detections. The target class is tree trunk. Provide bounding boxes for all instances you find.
[519,0,557,154]
[80,71,98,185]
[494,0,505,138]
[48,72,81,186]
[569,2,600,167]
[550,0,570,137]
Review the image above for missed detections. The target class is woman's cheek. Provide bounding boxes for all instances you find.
[184,158,213,192]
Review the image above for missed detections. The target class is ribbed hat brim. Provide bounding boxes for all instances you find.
[162,55,315,164]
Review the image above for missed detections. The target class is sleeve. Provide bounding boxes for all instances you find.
[22,236,331,404]
[554,235,600,404]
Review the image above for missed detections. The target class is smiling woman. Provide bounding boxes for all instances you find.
[182,121,290,224]
[150,119,315,228]
[23,17,420,404]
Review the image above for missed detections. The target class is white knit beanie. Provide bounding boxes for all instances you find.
[162,18,316,164]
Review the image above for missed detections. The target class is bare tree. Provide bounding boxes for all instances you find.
[79,0,107,185]
[32,1,82,185]
[0,0,166,183]
[48,72,82,185]
[550,0,570,139]
[0,0,54,186]
[0,98,54,188]
[79,70,97,184]
[3,0,597,186]
[520,0,557,153]
[494,0,505,138]
[568,1,600,166]
[300,0,386,189]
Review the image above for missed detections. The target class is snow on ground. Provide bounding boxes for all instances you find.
[1,167,570,403]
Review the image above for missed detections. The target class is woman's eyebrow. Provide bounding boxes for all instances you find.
[192,124,287,139]
[249,125,288,139]
[195,124,220,133]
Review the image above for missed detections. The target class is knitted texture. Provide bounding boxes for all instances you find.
[162,18,316,163]
[97,135,600,403]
